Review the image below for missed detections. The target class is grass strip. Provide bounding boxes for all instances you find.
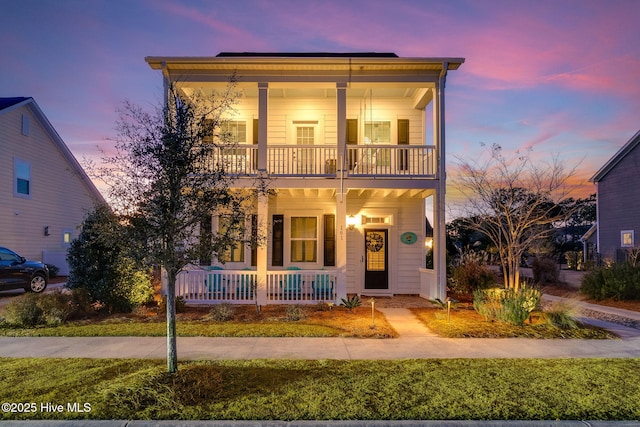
[1,358,639,420]
[411,307,614,339]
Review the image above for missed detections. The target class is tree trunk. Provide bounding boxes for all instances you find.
[166,269,178,373]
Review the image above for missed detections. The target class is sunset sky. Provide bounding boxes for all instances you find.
[2,0,639,206]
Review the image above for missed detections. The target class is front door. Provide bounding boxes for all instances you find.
[364,229,388,290]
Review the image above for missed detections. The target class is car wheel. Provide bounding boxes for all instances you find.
[26,274,47,293]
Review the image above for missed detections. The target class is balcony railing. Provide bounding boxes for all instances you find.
[202,145,436,177]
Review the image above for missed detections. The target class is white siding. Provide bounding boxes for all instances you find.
[0,105,102,270]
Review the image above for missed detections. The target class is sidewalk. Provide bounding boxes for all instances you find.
[1,305,639,360]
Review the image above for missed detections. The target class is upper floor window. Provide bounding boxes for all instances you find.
[296,126,314,145]
[221,120,247,144]
[14,158,31,198]
[621,230,635,247]
[364,121,391,144]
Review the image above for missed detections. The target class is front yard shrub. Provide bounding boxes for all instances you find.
[544,300,580,330]
[531,257,560,284]
[473,285,541,325]
[341,295,362,311]
[285,304,306,321]
[209,303,235,321]
[581,262,640,300]
[45,263,60,278]
[448,250,495,295]
[37,290,75,325]
[3,293,43,327]
[67,205,152,313]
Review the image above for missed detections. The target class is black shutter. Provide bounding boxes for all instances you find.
[272,214,284,266]
[251,214,258,267]
[323,214,336,267]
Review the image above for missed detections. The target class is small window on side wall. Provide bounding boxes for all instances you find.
[14,158,31,198]
[63,230,73,246]
[621,230,635,247]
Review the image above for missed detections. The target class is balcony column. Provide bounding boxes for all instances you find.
[258,82,268,171]
[256,192,268,306]
[433,65,448,300]
[335,82,348,300]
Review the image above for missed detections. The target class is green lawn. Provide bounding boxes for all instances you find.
[2,358,639,420]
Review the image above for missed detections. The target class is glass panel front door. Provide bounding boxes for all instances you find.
[364,229,388,290]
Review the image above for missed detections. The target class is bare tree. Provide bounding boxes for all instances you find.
[453,144,578,290]
[90,82,268,372]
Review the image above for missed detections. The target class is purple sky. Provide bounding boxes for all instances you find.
[2,0,639,203]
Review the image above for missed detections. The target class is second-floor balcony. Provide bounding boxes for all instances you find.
[206,145,437,178]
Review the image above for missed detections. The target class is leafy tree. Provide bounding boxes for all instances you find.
[453,144,578,290]
[89,82,268,372]
[66,205,152,312]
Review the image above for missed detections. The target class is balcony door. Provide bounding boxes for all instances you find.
[364,229,389,290]
[295,123,316,174]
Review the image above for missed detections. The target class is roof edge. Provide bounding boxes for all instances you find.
[590,129,640,182]
[11,98,107,204]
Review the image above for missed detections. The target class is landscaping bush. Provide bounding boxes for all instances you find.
[209,303,235,321]
[580,262,640,300]
[37,289,75,325]
[473,285,541,325]
[285,304,306,321]
[341,295,362,311]
[45,263,60,278]
[3,293,43,327]
[2,289,98,328]
[544,300,580,330]
[531,257,560,284]
[67,206,152,312]
[448,250,496,295]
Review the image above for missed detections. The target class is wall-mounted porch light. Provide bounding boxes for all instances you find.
[425,237,433,249]
[347,215,359,231]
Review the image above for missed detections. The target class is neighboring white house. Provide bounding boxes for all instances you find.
[0,97,105,275]
[146,52,464,304]
[586,129,640,263]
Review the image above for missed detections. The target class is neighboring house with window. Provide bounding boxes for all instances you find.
[587,129,640,263]
[0,97,105,275]
[146,52,463,304]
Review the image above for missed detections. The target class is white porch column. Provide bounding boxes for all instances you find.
[335,82,348,300]
[256,192,268,306]
[258,82,268,171]
[433,64,448,300]
[336,192,348,300]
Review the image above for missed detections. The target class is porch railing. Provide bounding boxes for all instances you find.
[200,145,436,177]
[175,268,337,304]
[266,270,337,303]
[268,145,338,176]
[347,145,436,176]
[175,269,258,304]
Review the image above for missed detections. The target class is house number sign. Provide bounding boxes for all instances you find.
[400,232,418,244]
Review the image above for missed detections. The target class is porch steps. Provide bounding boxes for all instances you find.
[377,308,437,337]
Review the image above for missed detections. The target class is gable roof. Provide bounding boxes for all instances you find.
[590,129,640,182]
[0,97,30,111]
[0,97,106,204]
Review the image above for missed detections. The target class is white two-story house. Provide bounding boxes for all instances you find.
[146,52,464,305]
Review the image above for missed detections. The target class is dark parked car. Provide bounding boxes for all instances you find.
[0,247,49,293]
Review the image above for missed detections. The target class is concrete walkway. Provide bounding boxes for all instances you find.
[1,304,640,360]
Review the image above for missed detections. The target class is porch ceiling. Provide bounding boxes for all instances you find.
[274,188,432,199]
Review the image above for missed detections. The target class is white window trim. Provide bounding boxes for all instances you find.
[214,215,251,268]
[13,157,31,199]
[284,210,323,268]
[62,229,73,247]
[621,230,635,248]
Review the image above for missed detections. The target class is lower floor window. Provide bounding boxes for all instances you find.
[621,230,635,247]
[291,216,317,263]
